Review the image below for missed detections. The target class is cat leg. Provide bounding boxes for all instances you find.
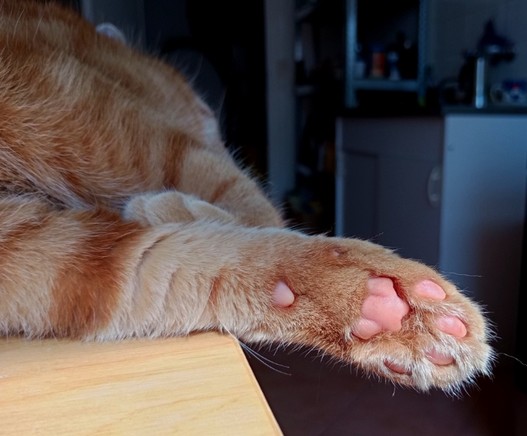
[0,195,491,391]
[0,195,277,339]
[107,218,493,392]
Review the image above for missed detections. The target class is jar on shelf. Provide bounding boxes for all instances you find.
[370,44,385,78]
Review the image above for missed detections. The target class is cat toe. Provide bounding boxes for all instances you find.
[436,315,467,338]
[413,279,446,300]
[384,360,412,375]
[425,349,455,366]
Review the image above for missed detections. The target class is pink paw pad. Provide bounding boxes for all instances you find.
[353,277,469,371]
[384,360,412,375]
[426,349,455,366]
[271,281,295,308]
[414,280,446,300]
[352,277,409,340]
[437,315,467,338]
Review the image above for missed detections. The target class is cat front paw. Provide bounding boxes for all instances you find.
[261,238,494,393]
[123,191,236,226]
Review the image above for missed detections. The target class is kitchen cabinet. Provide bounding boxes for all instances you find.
[335,117,443,265]
[336,114,527,352]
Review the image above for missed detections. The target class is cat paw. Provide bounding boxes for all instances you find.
[123,191,236,226]
[261,238,494,393]
[347,276,491,391]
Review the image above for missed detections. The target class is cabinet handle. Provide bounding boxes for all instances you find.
[427,165,442,208]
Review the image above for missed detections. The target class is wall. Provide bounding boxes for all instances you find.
[493,0,527,82]
[428,0,527,85]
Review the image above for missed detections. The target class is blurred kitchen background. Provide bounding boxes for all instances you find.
[57,0,527,434]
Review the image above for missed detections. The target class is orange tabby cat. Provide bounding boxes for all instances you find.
[0,0,493,393]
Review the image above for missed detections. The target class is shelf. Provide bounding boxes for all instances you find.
[350,79,419,92]
[296,84,316,97]
[345,0,428,107]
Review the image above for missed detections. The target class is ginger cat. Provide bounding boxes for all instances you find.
[0,0,493,393]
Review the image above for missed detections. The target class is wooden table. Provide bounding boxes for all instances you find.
[0,333,281,435]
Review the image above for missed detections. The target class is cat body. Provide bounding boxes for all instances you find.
[0,1,492,393]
